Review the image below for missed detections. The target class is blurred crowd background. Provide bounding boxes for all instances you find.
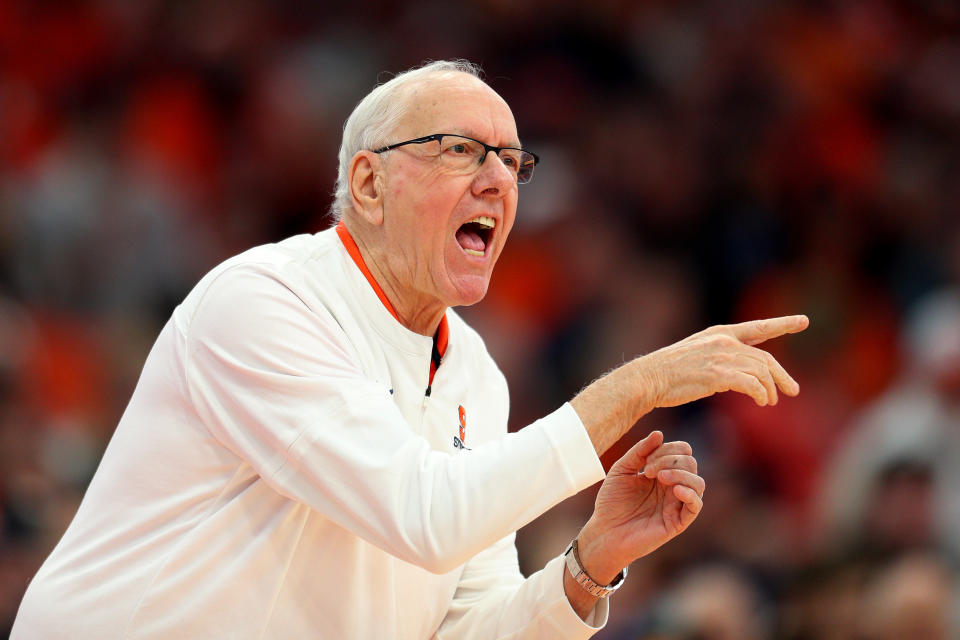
[2,0,959,637]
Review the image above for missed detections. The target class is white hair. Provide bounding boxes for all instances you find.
[329,59,484,220]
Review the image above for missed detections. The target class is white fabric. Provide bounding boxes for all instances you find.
[12,228,607,639]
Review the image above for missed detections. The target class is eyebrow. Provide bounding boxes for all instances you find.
[453,129,523,149]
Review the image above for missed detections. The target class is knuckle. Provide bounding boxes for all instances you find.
[721,334,741,349]
[710,334,732,347]
[765,353,782,371]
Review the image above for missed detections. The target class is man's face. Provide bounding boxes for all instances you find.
[378,75,520,309]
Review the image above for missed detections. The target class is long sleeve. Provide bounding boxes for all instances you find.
[434,535,608,639]
[182,263,605,574]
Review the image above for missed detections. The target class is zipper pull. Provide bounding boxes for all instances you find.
[423,386,432,409]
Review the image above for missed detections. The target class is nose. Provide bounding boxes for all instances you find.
[473,150,515,197]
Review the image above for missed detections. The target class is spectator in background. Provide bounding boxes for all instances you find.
[616,564,770,640]
[858,553,956,640]
[818,288,960,562]
[1,2,957,638]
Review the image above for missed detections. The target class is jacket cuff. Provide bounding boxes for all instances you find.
[544,554,610,635]
[541,403,606,492]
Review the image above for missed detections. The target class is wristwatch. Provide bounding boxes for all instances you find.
[563,538,627,598]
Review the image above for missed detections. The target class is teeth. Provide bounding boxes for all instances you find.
[464,249,484,257]
[467,215,495,229]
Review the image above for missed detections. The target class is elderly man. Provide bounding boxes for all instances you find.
[13,60,807,638]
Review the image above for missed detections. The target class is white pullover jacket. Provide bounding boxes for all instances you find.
[13,225,608,639]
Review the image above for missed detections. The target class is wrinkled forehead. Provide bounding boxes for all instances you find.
[394,73,520,147]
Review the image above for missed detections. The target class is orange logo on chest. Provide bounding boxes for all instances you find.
[458,405,466,443]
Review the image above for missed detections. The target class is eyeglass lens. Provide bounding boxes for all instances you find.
[434,136,536,184]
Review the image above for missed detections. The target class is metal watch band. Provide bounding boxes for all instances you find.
[563,538,627,598]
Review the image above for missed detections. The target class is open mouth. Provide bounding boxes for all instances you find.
[455,216,496,257]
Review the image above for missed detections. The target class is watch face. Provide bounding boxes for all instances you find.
[609,565,627,588]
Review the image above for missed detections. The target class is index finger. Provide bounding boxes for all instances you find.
[723,315,809,346]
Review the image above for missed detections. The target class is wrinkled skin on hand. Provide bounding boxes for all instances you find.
[563,315,808,619]
[577,432,703,584]
[572,315,810,456]
[642,315,809,409]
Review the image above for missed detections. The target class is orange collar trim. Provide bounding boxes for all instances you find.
[336,222,448,366]
[436,315,449,357]
[337,221,400,322]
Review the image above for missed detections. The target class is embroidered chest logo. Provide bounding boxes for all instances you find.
[453,405,470,450]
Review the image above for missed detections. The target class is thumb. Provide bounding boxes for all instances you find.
[612,430,664,475]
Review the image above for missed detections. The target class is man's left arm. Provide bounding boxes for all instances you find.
[434,433,703,638]
[434,533,607,640]
[430,331,706,636]
[563,431,703,620]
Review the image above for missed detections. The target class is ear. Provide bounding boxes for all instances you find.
[349,151,384,226]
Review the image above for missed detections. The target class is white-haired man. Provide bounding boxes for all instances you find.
[12,60,807,638]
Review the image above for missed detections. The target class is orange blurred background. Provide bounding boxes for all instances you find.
[2,1,959,637]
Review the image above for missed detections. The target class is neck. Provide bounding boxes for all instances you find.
[338,220,446,337]
[397,304,447,337]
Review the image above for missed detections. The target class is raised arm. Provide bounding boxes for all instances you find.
[564,315,809,619]
[572,315,809,455]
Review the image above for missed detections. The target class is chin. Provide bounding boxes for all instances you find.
[447,275,491,308]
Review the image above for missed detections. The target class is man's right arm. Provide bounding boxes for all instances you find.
[572,315,809,456]
[561,315,809,622]
[182,264,605,575]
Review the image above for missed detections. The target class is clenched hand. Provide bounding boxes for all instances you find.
[563,432,704,618]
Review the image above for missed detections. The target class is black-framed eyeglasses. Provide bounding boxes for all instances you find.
[373,133,540,184]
